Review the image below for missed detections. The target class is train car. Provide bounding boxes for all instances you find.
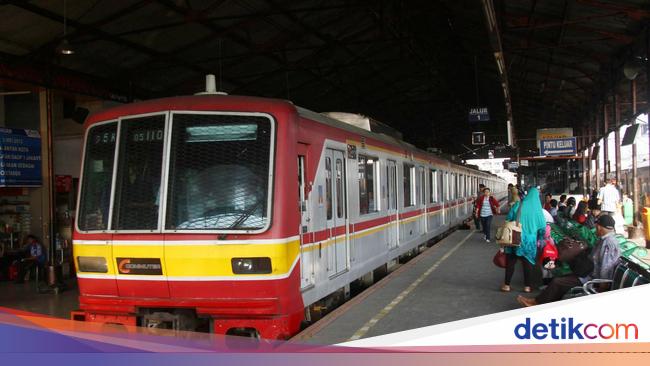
[72,88,507,339]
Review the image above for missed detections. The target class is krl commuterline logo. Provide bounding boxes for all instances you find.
[514,318,639,340]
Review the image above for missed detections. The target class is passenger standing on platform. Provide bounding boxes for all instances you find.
[516,184,526,200]
[598,175,621,216]
[543,193,552,210]
[558,194,567,213]
[473,184,486,231]
[507,183,513,205]
[501,187,546,293]
[517,215,621,306]
[564,197,577,217]
[508,184,520,208]
[589,189,599,210]
[475,187,499,242]
[549,199,558,219]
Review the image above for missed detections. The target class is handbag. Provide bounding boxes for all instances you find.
[493,249,507,268]
[496,204,522,247]
[568,251,595,277]
[557,238,589,263]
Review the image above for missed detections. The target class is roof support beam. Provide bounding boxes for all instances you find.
[7,0,212,77]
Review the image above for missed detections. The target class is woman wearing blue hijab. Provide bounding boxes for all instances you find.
[501,187,546,292]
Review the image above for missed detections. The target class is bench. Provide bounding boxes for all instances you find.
[567,257,649,297]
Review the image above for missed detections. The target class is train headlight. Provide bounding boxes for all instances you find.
[77,256,108,273]
[231,257,272,274]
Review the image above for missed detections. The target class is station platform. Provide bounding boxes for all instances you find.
[294,212,537,344]
[0,279,79,318]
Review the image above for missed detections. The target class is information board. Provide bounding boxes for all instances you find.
[0,128,42,187]
[539,137,577,157]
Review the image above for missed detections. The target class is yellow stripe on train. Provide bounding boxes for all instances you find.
[73,241,300,277]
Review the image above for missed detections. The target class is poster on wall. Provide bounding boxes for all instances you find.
[0,128,42,187]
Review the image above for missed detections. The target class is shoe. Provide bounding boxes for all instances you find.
[500,284,511,292]
[485,238,490,243]
[516,295,537,307]
[523,286,532,293]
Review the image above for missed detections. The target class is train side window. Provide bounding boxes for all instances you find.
[403,163,414,207]
[439,171,444,202]
[336,158,344,219]
[430,170,437,203]
[444,172,449,201]
[326,157,332,220]
[358,155,378,215]
[452,173,456,199]
[419,167,425,205]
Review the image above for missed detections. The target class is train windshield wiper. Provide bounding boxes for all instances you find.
[228,200,263,229]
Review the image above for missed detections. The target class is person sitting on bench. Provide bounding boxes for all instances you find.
[516,215,620,306]
[15,235,46,284]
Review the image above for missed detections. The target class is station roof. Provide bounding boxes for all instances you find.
[0,0,507,154]
[498,0,650,153]
[0,1,648,155]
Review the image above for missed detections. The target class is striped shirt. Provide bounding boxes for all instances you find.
[480,196,492,217]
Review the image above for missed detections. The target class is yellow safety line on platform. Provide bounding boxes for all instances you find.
[347,230,474,341]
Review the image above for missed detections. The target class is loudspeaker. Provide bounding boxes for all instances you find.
[590,145,600,160]
[63,99,89,124]
[71,107,89,124]
[622,124,641,146]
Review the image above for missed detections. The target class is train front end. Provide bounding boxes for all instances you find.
[72,96,303,339]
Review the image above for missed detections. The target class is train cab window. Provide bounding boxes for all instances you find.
[112,115,165,230]
[359,155,378,214]
[78,122,117,231]
[403,163,414,207]
[165,113,273,231]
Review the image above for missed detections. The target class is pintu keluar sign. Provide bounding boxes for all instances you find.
[0,128,42,187]
[540,137,577,157]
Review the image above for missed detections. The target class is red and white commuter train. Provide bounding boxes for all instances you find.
[72,92,507,339]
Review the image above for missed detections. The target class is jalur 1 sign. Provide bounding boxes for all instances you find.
[540,137,577,157]
[468,107,490,122]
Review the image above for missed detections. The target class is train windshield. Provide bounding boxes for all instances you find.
[78,122,117,231]
[165,113,273,231]
[77,112,273,232]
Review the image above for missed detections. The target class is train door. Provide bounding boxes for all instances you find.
[325,149,348,277]
[387,160,399,250]
[418,167,426,234]
[298,153,314,289]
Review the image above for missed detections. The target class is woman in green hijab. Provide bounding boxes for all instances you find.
[501,187,546,292]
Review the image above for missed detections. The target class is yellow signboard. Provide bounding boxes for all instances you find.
[536,128,573,148]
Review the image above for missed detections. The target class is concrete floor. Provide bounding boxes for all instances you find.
[0,278,79,318]
[297,214,539,344]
